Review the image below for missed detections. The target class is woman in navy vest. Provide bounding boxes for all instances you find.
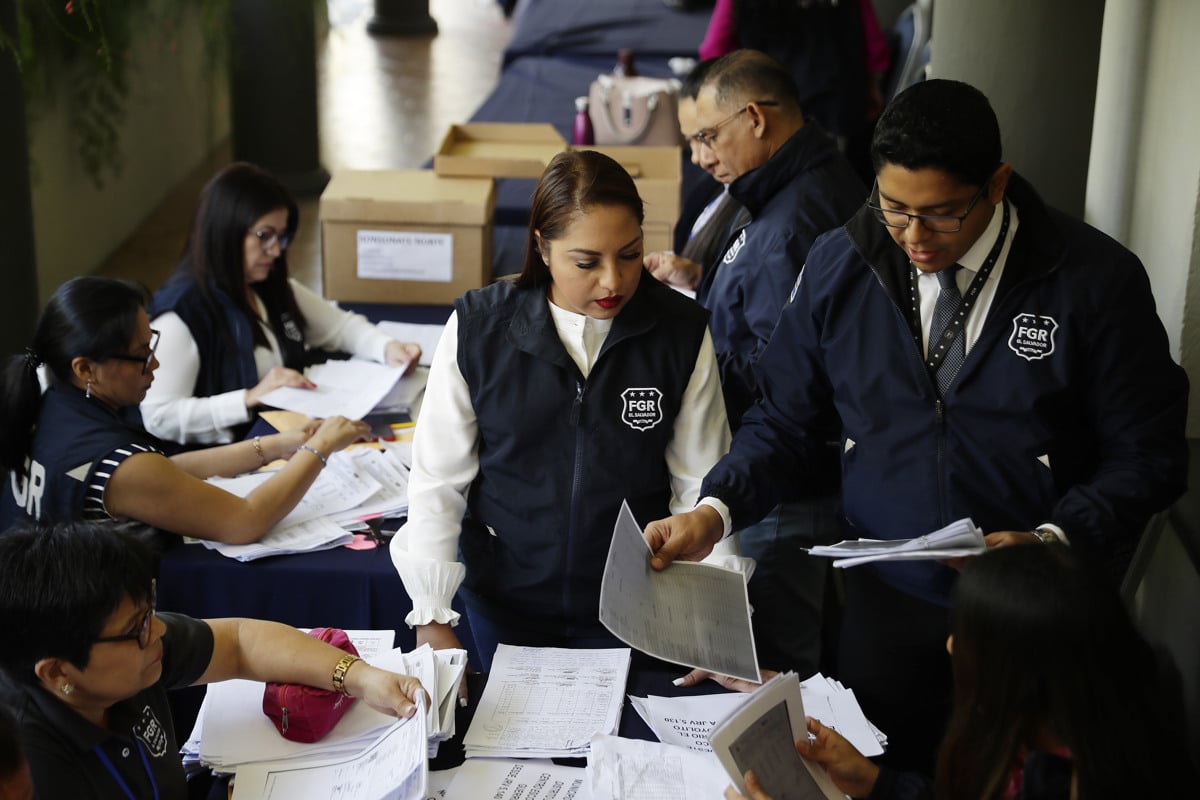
[142,163,421,446]
[390,151,738,670]
[0,276,368,543]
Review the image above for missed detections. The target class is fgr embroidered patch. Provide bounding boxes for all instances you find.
[722,229,747,264]
[134,705,169,757]
[1008,313,1058,361]
[621,387,664,431]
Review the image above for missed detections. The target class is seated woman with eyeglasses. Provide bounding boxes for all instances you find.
[0,521,428,799]
[140,162,422,446]
[0,276,368,542]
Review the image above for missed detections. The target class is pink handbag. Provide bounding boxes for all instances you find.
[262,627,359,743]
[588,75,684,146]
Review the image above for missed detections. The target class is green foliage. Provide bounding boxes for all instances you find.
[7,0,230,188]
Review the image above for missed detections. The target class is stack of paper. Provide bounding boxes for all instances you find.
[587,734,728,800]
[200,448,411,561]
[444,759,587,800]
[630,671,884,758]
[462,645,630,759]
[183,633,466,779]
[807,517,986,567]
[257,358,410,420]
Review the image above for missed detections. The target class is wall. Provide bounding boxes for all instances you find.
[26,3,229,303]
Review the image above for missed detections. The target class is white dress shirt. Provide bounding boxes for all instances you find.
[390,297,734,628]
[141,279,395,444]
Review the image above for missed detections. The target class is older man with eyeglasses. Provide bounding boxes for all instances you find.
[668,49,863,683]
[646,79,1188,775]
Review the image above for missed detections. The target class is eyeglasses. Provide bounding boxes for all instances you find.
[94,580,157,650]
[867,177,992,233]
[251,226,292,254]
[691,101,779,148]
[107,329,160,375]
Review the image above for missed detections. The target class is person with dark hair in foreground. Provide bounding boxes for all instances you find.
[724,547,1195,799]
[0,276,368,542]
[0,522,427,800]
[391,150,734,671]
[0,706,32,800]
[648,79,1188,772]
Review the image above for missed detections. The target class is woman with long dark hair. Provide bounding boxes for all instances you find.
[142,162,420,445]
[390,150,735,670]
[725,545,1195,799]
[0,276,367,543]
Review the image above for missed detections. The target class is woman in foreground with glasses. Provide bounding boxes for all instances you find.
[141,162,421,446]
[0,276,368,542]
[0,521,428,799]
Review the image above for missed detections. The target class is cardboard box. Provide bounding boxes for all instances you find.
[434,123,568,178]
[572,145,681,242]
[320,170,495,305]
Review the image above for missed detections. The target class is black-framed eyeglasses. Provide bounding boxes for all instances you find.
[251,226,292,254]
[867,177,992,233]
[691,101,779,148]
[106,329,160,375]
[94,580,157,650]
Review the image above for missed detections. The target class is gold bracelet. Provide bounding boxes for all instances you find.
[252,436,268,467]
[332,653,361,697]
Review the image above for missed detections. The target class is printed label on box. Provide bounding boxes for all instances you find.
[356,230,453,282]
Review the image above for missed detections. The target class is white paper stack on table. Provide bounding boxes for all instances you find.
[587,734,728,800]
[807,517,986,568]
[629,671,884,758]
[444,759,588,800]
[199,447,411,561]
[462,644,630,759]
[183,633,467,783]
[256,357,425,420]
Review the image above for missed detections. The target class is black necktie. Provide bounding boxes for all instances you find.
[929,265,965,395]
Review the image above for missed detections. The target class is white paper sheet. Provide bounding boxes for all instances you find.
[807,518,985,567]
[258,358,406,420]
[230,710,427,800]
[200,516,355,562]
[356,230,453,283]
[629,693,750,753]
[599,501,759,682]
[708,673,843,800]
[463,645,630,759]
[375,322,448,367]
[586,734,728,800]
[444,759,589,800]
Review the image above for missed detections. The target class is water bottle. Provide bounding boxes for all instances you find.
[572,96,595,146]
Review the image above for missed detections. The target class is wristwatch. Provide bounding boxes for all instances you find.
[1032,526,1059,545]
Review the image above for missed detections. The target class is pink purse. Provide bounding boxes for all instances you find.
[262,627,359,743]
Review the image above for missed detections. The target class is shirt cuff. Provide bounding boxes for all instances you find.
[390,536,467,628]
[697,496,733,540]
[1035,522,1069,545]
[216,389,254,428]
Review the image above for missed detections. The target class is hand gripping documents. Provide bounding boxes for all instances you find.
[599,500,760,682]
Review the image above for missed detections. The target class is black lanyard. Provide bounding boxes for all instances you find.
[906,198,1011,375]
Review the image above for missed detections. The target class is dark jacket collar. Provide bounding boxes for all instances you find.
[727,123,842,217]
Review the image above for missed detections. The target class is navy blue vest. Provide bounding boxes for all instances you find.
[149,272,307,401]
[1,386,163,529]
[454,274,710,634]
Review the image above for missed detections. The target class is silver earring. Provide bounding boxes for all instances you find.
[61,683,73,695]
[86,380,92,399]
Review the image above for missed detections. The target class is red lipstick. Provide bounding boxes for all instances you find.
[596,296,622,310]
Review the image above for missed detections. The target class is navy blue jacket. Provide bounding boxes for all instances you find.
[1,386,163,529]
[150,271,308,400]
[702,174,1189,605]
[454,273,709,634]
[698,123,863,427]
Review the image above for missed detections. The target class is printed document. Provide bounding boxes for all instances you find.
[629,693,749,753]
[587,734,728,800]
[599,501,759,682]
[231,708,426,800]
[444,759,588,800]
[807,517,985,567]
[463,645,629,759]
[708,673,842,800]
[258,358,406,420]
